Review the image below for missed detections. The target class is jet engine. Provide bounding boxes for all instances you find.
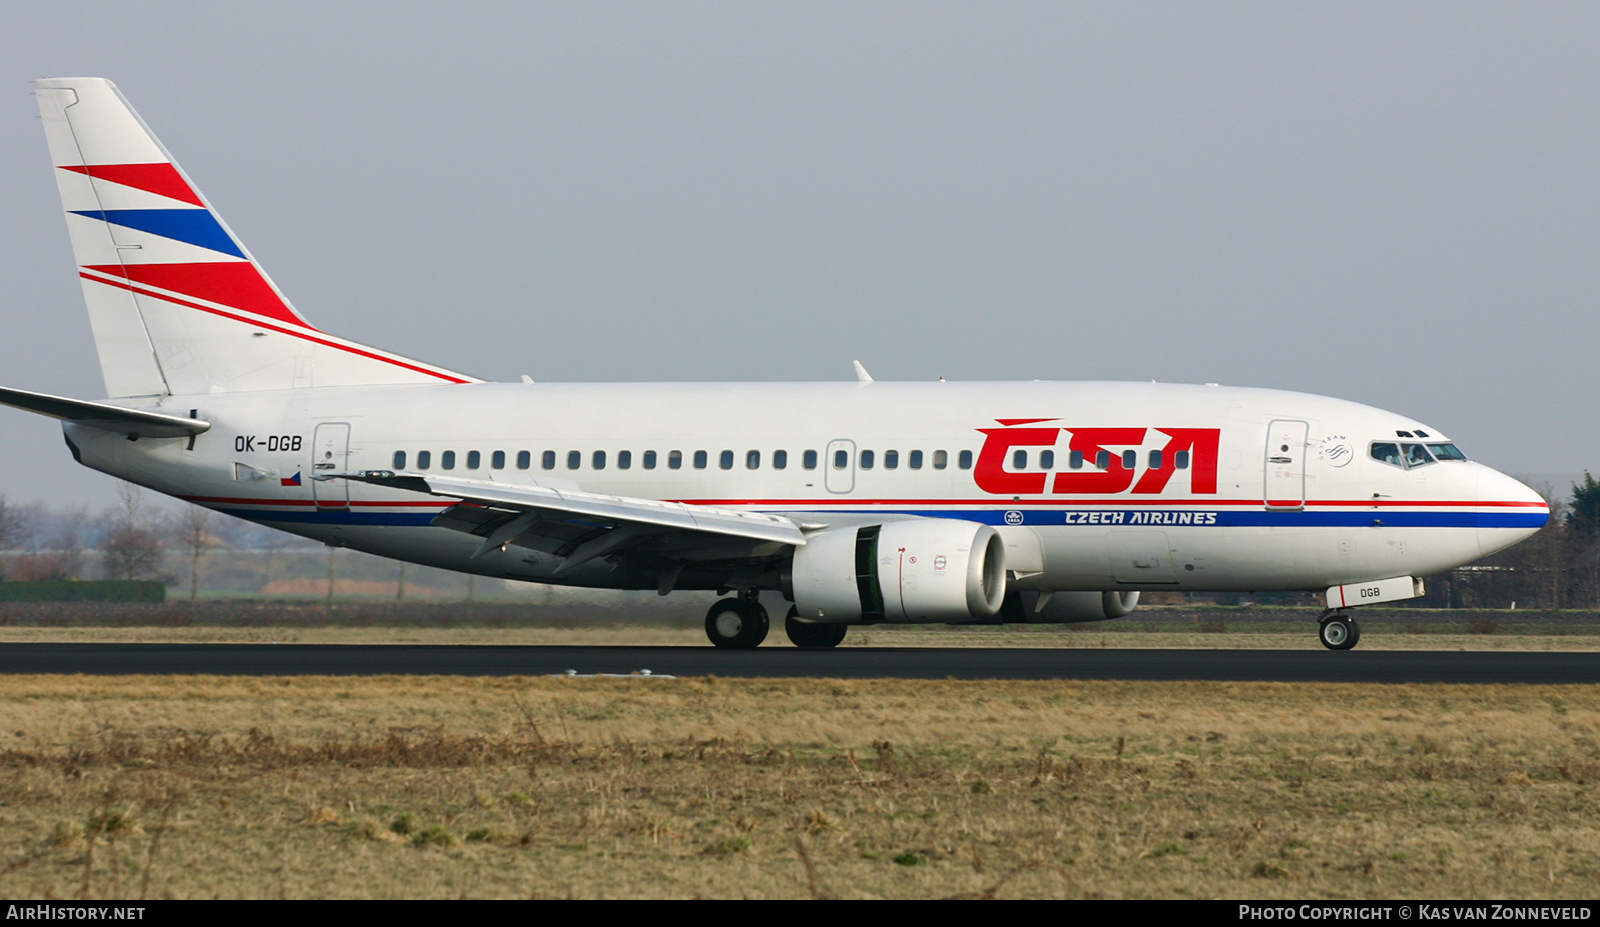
[789,520,1007,623]
[1016,590,1141,624]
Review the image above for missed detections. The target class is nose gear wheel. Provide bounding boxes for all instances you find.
[1318,611,1361,650]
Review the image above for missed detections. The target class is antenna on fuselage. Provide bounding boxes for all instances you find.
[852,360,873,384]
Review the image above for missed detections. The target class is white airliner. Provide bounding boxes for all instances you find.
[1,78,1548,650]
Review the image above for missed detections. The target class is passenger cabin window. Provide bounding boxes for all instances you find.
[746,450,760,470]
[884,450,898,470]
[593,450,607,470]
[773,450,788,470]
[393,451,406,469]
[516,450,530,469]
[833,450,848,469]
[417,450,431,469]
[669,451,683,470]
[860,450,875,470]
[492,450,505,469]
[618,450,632,469]
[466,451,480,469]
[1148,450,1162,470]
[441,451,456,470]
[1069,450,1084,469]
[958,450,973,469]
[909,450,923,469]
[1012,449,1027,470]
[933,450,948,470]
[719,450,733,470]
[803,450,818,470]
[644,450,657,469]
[1040,450,1055,469]
[567,451,580,470]
[1175,450,1190,470]
[1095,450,1110,470]
[1121,450,1136,470]
[694,450,708,469]
[541,450,555,470]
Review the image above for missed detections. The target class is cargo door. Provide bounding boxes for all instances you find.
[1110,531,1179,584]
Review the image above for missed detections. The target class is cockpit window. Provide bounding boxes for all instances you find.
[1402,444,1433,467]
[1372,441,1464,469]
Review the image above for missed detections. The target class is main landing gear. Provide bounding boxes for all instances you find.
[705,593,769,649]
[703,597,851,649]
[784,606,848,649]
[1318,609,1361,651]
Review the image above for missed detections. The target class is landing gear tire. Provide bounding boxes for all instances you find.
[1318,612,1361,651]
[705,598,769,649]
[784,607,848,648]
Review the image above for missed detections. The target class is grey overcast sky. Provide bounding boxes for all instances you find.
[1,2,1596,508]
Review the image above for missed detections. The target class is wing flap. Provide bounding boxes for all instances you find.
[0,386,209,438]
[327,470,807,547]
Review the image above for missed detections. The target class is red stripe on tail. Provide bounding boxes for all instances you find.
[60,163,205,207]
[83,262,313,330]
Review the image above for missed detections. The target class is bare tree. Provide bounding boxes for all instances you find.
[48,506,88,581]
[326,545,337,604]
[259,528,290,593]
[174,504,214,601]
[100,483,168,583]
[0,494,16,580]
[5,501,78,582]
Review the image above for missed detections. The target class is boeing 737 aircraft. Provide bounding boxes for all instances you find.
[0,78,1549,650]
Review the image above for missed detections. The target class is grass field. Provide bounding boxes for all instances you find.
[1,674,1598,899]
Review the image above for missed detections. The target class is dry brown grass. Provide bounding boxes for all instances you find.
[0,675,1598,898]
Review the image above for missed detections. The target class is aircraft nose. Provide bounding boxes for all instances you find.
[1476,465,1550,558]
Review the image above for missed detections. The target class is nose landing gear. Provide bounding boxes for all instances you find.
[1318,610,1361,650]
[705,593,770,649]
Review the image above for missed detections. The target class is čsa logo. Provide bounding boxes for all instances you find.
[975,420,1220,496]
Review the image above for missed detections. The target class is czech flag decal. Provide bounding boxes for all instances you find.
[281,471,302,487]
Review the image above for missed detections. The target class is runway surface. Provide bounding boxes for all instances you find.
[0,644,1596,683]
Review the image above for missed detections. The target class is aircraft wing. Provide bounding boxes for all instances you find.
[0,386,210,439]
[325,470,807,570]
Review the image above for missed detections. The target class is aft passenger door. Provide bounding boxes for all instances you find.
[1263,420,1308,511]
[312,422,351,509]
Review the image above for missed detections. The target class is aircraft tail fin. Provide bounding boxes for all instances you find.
[34,78,475,398]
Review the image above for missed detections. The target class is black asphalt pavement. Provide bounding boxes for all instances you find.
[0,643,1595,683]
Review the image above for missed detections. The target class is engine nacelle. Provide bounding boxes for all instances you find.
[1017,590,1141,624]
[790,520,1007,623]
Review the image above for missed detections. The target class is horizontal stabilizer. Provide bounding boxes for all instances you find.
[0,386,208,438]
[324,470,807,547]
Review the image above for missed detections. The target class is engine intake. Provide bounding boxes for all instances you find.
[790,519,1007,623]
